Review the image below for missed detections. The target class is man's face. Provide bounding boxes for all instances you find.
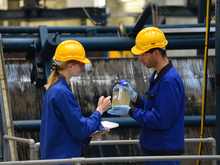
[138,50,157,68]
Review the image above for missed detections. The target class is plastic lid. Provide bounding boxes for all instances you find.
[120,79,127,86]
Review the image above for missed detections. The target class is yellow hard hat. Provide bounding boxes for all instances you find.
[131,27,168,55]
[54,40,90,64]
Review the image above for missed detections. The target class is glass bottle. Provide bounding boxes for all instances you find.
[112,80,131,108]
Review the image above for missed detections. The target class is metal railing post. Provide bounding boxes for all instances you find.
[3,137,8,162]
[29,139,35,160]
[208,137,217,165]
[34,142,40,160]
[3,135,35,161]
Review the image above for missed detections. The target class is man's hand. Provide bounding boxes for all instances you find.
[107,105,130,116]
[112,82,137,101]
[121,82,137,101]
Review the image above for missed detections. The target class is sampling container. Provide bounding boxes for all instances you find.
[112,80,131,108]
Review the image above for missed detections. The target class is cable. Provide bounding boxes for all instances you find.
[77,0,105,26]
[196,0,211,165]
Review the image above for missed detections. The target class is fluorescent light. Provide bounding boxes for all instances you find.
[94,0,106,7]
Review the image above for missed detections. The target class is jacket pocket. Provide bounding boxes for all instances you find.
[148,93,156,100]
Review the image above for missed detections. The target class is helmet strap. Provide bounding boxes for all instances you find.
[49,62,60,71]
[53,58,65,65]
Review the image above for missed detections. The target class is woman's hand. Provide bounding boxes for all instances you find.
[89,127,110,137]
[96,96,111,115]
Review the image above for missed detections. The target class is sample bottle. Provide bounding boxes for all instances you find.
[112,80,131,108]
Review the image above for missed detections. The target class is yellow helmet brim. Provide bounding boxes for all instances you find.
[131,46,146,55]
[78,57,90,64]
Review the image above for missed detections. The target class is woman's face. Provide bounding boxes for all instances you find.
[70,62,85,77]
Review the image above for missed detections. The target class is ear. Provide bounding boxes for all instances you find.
[68,63,73,70]
[154,49,160,58]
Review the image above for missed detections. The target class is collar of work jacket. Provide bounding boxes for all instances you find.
[150,61,173,85]
[58,76,71,91]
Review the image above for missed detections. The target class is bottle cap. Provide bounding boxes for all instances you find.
[120,79,127,86]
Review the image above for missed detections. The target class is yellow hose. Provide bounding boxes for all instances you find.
[196,0,211,164]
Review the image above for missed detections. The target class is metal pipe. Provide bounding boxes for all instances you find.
[33,142,40,160]
[13,115,216,132]
[33,138,216,164]
[89,137,217,164]
[2,38,41,52]
[154,3,159,27]
[1,37,215,52]
[166,37,215,49]
[84,156,220,164]
[0,24,215,34]
[148,3,155,27]
[89,138,216,148]
[185,137,217,165]
[0,155,220,165]
[13,120,41,132]
[90,139,139,145]
[208,137,217,155]
[33,137,216,164]
[3,135,35,161]
[3,137,7,162]
[209,137,217,165]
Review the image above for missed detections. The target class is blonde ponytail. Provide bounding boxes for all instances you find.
[44,70,59,90]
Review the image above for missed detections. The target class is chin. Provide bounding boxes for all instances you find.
[144,64,148,67]
[72,73,81,77]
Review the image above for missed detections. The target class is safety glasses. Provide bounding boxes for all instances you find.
[72,61,85,67]
[140,49,155,58]
[77,62,85,67]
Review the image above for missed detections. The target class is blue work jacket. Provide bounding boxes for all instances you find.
[129,62,185,156]
[40,77,105,161]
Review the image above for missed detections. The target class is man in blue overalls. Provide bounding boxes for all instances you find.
[108,27,185,165]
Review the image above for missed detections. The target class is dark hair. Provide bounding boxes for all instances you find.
[149,48,166,57]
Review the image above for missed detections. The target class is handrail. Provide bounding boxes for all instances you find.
[32,137,216,165]
[2,136,217,165]
[3,135,35,161]
[0,155,220,165]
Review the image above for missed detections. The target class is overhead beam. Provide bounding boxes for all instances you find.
[0,5,215,20]
[0,7,106,20]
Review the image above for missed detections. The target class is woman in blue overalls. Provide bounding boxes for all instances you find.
[40,40,111,163]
